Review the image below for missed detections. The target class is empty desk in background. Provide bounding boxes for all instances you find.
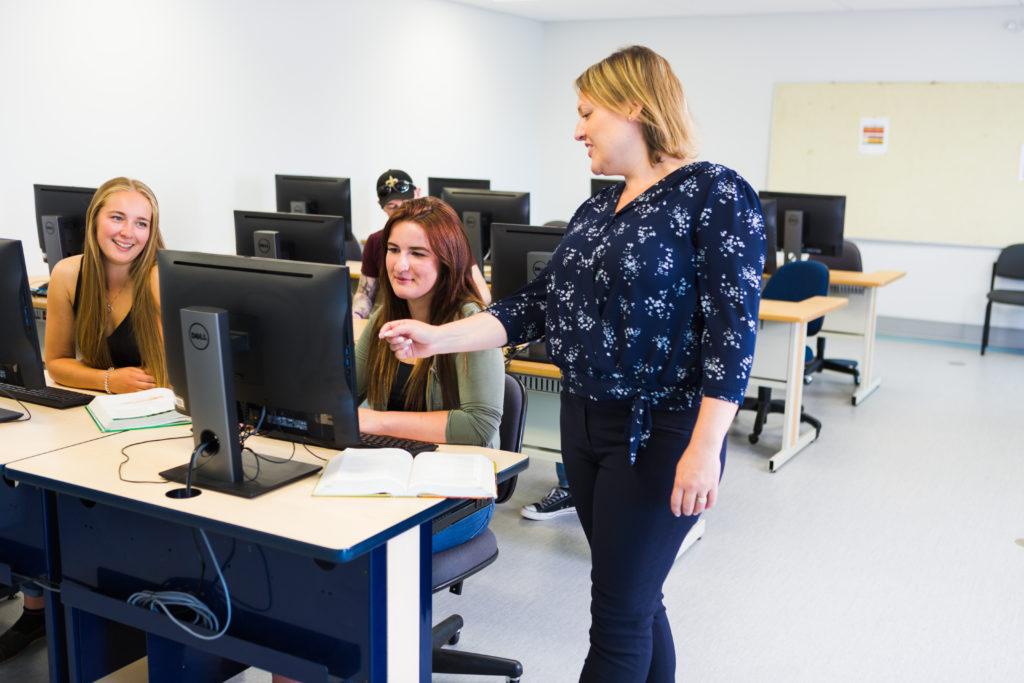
[748,295,848,471]
[818,269,906,405]
[5,414,527,682]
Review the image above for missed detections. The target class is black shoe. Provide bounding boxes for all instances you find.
[0,609,46,663]
[521,486,575,520]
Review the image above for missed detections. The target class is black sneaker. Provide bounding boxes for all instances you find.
[0,609,46,663]
[521,486,575,520]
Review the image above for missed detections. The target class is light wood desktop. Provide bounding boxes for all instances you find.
[3,403,527,682]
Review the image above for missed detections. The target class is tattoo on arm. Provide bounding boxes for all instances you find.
[353,276,378,317]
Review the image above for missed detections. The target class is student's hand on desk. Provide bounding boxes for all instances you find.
[379,319,440,360]
[109,367,157,394]
[670,441,721,518]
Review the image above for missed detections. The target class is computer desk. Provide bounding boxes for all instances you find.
[3,410,527,682]
[819,269,906,405]
[1,392,109,683]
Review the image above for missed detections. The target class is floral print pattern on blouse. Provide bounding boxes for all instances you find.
[487,161,765,463]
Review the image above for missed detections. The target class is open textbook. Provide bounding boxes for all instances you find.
[86,387,190,432]
[312,447,497,498]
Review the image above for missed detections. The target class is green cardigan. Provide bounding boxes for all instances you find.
[355,303,504,449]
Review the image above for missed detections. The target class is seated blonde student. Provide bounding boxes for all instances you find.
[0,178,166,664]
[355,196,504,552]
[44,177,167,394]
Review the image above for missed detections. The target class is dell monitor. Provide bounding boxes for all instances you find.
[427,177,490,198]
[590,178,623,195]
[274,174,358,259]
[33,184,97,271]
[0,239,47,392]
[158,250,359,498]
[489,223,566,361]
[758,190,846,263]
[234,210,346,265]
[438,187,530,266]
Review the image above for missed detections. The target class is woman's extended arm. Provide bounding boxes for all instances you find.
[379,311,508,360]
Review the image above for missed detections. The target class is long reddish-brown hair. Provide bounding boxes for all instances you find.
[366,196,482,411]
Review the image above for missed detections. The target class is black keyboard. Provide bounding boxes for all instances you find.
[357,432,438,456]
[0,383,93,409]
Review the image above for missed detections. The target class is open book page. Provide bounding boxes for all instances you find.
[86,387,191,432]
[312,448,414,497]
[406,451,497,499]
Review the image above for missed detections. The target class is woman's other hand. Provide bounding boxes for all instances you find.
[378,319,441,360]
[109,366,157,393]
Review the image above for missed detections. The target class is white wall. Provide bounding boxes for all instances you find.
[0,0,542,266]
[536,7,1024,338]
[2,2,1021,339]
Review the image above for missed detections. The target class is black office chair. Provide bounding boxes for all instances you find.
[344,237,362,262]
[809,239,862,385]
[981,243,1024,355]
[741,260,829,444]
[430,373,526,681]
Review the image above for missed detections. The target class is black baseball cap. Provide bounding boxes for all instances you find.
[376,169,415,204]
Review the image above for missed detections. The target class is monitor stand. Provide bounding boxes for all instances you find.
[159,306,320,499]
[782,209,804,263]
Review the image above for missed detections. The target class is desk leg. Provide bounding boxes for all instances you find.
[768,321,817,472]
[385,522,430,682]
[851,286,882,406]
[40,489,69,683]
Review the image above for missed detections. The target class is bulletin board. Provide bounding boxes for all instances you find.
[767,82,1024,247]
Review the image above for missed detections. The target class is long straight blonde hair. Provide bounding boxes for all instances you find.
[75,177,167,386]
[575,45,699,165]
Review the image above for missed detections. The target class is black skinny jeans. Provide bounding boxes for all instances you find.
[559,392,726,683]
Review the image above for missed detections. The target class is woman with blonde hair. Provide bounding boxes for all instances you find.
[45,177,166,393]
[379,46,766,681]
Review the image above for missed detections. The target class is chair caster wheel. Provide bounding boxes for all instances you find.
[748,433,759,444]
[448,631,460,645]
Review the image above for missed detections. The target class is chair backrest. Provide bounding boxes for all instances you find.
[763,260,830,336]
[495,373,527,503]
[809,239,862,272]
[994,243,1024,282]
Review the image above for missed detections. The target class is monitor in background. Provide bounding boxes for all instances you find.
[439,187,530,266]
[0,239,46,393]
[489,223,566,362]
[760,197,779,275]
[274,174,359,259]
[427,176,490,198]
[158,250,359,498]
[590,177,623,195]
[758,190,846,264]
[33,184,97,272]
[234,210,346,265]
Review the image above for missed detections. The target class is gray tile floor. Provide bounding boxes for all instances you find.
[4,337,1023,682]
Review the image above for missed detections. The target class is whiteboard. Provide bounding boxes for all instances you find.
[768,82,1024,247]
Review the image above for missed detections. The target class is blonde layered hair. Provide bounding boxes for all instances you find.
[575,45,699,165]
[76,177,167,386]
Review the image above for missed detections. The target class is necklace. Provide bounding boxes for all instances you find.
[107,281,128,315]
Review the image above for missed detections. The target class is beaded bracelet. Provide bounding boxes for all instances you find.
[104,367,114,394]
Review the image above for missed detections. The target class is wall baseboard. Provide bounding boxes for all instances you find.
[877,316,1024,352]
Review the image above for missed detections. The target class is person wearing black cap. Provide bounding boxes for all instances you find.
[353,170,490,319]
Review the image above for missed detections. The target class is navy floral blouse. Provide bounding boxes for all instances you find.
[487,161,766,463]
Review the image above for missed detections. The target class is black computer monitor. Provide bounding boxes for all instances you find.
[489,223,566,302]
[760,198,779,275]
[590,178,623,195]
[0,239,46,396]
[33,184,97,271]
[758,191,845,263]
[427,177,490,198]
[439,188,530,266]
[158,250,359,498]
[234,210,346,265]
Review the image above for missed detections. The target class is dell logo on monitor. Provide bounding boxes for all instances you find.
[188,323,210,351]
[257,237,271,254]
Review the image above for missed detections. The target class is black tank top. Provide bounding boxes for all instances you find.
[72,266,143,368]
[386,361,415,411]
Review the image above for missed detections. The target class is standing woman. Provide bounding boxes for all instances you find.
[45,177,166,393]
[380,46,765,681]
